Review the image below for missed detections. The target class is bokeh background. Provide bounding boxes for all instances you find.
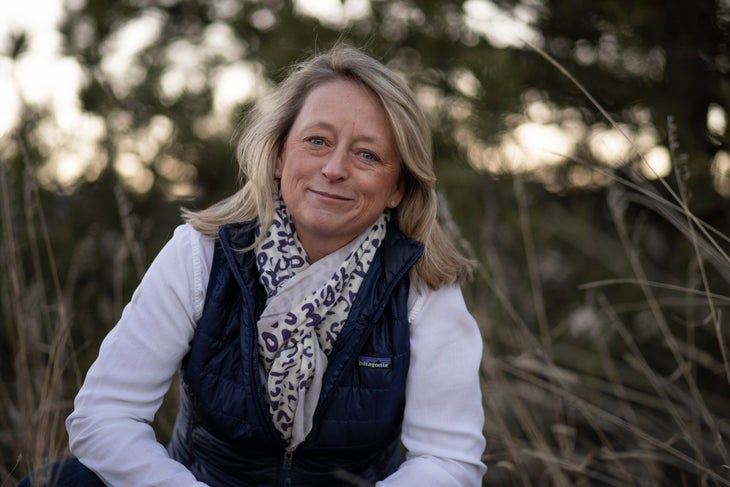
[2,0,729,485]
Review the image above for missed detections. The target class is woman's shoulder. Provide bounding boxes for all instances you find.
[173,221,215,241]
[175,222,216,263]
[169,223,216,250]
[407,280,472,325]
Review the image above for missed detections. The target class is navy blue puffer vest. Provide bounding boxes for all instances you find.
[167,220,424,486]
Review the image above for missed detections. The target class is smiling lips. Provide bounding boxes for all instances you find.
[310,189,351,201]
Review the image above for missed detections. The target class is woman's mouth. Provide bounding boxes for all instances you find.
[310,189,351,201]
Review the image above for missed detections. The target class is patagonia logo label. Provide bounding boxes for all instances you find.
[357,356,392,369]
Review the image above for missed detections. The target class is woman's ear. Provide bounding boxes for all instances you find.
[274,154,283,178]
[274,140,286,178]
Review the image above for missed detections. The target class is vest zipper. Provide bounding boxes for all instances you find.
[282,449,294,487]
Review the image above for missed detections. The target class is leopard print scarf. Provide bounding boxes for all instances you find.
[255,196,388,449]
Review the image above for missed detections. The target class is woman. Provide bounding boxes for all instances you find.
[22,45,486,486]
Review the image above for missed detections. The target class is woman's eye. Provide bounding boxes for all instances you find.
[359,151,379,162]
[306,137,325,146]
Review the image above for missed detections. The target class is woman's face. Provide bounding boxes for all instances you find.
[276,79,404,262]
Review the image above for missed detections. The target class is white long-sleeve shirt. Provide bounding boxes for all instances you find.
[66,224,487,486]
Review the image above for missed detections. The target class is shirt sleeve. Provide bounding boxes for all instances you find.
[65,224,213,487]
[377,284,487,486]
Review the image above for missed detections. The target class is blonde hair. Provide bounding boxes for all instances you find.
[183,45,475,288]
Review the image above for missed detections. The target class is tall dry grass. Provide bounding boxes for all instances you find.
[463,43,730,486]
[1,144,76,483]
[472,172,730,484]
[0,137,178,485]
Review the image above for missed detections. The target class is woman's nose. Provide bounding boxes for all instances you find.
[321,147,348,180]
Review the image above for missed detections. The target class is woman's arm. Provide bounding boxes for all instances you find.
[66,224,213,487]
[378,284,487,486]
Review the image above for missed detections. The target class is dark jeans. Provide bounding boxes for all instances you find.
[17,459,104,487]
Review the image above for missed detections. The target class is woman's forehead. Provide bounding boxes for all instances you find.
[291,80,396,141]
